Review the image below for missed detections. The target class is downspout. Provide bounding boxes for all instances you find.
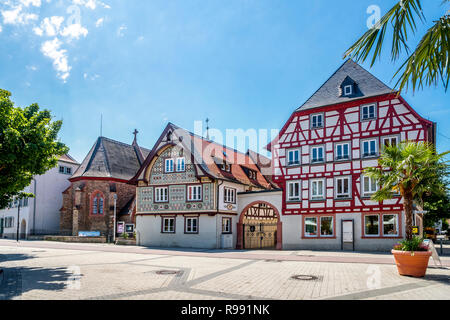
[32,178,37,234]
[216,179,224,248]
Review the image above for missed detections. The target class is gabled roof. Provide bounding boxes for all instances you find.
[132,123,272,189]
[71,136,151,181]
[296,59,393,111]
[246,150,279,189]
[59,154,79,165]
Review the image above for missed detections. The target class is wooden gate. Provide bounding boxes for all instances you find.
[243,222,278,249]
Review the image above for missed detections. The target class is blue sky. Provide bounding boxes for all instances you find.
[0,0,448,163]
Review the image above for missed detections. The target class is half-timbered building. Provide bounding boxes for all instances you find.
[265,59,436,250]
[131,123,274,249]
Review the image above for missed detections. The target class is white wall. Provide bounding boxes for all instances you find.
[0,159,79,238]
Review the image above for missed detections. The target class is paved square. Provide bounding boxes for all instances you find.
[0,240,449,300]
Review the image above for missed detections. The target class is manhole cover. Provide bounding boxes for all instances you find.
[265,259,282,263]
[291,275,320,281]
[155,270,182,276]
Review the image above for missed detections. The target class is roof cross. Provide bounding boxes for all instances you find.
[133,129,139,144]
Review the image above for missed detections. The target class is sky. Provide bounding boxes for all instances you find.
[0,0,449,163]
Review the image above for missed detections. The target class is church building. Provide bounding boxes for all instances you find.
[60,132,150,238]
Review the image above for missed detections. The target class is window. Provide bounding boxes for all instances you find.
[320,216,334,236]
[165,159,174,173]
[361,104,376,121]
[287,181,301,201]
[224,187,236,204]
[222,218,232,234]
[335,176,351,199]
[185,217,198,234]
[311,114,324,129]
[344,85,352,96]
[176,157,185,172]
[383,214,398,236]
[59,166,65,174]
[59,166,72,175]
[187,185,202,201]
[335,143,350,160]
[364,215,379,236]
[362,139,377,157]
[162,217,175,233]
[92,192,104,215]
[220,161,231,172]
[305,217,318,237]
[155,187,168,202]
[65,167,72,175]
[362,175,378,197]
[22,198,29,207]
[287,149,301,166]
[310,179,325,200]
[311,146,324,163]
[382,136,399,148]
[247,169,257,180]
[5,217,14,228]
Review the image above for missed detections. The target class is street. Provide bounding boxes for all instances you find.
[0,240,449,300]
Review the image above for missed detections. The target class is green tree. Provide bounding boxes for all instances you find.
[365,141,449,240]
[0,89,68,209]
[344,0,449,93]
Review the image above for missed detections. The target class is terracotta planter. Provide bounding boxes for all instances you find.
[391,250,432,277]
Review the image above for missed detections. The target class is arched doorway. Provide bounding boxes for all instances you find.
[20,219,27,239]
[237,201,282,250]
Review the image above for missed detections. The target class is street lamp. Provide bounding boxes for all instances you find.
[113,194,117,244]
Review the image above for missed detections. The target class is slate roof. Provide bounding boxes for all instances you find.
[296,59,393,111]
[71,137,151,181]
[133,123,273,189]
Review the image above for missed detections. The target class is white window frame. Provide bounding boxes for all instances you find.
[155,187,168,203]
[344,85,352,96]
[222,217,232,234]
[287,148,301,166]
[361,139,378,158]
[364,214,380,237]
[310,113,324,129]
[310,179,325,201]
[335,176,351,199]
[361,175,378,198]
[165,159,174,173]
[176,157,185,172]
[162,217,175,233]
[335,142,350,161]
[304,217,318,237]
[185,217,198,234]
[320,216,334,237]
[224,187,236,204]
[287,180,301,202]
[361,103,377,121]
[187,185,202,202]
[311,145,325,163]
[382,214,399,237]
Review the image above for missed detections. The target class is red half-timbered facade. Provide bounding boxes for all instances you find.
[267,60,436,250]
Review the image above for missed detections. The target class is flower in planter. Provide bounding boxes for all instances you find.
[393,237,429,252]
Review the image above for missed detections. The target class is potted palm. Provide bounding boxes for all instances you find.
[365,141,448,277]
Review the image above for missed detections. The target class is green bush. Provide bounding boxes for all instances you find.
[393,237,429,252]
[121,232,129,239]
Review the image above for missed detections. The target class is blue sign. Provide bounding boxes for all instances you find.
[78,231,101,237]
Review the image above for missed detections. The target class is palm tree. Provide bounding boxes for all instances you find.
[344,0,449,94]
[365,141,448,240]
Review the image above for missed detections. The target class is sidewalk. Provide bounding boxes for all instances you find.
[1,239,449,267]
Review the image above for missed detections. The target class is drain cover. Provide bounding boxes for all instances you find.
[265,259,282,263]
[291,275,320,281]
[155,270,182,276]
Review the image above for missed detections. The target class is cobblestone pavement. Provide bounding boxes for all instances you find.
[0,240,449,300]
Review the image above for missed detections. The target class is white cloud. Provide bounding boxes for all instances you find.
[117,24,126,37]
[60,23,88,39]
[0,25,2,32]
[95,17,103,27]
[34,16,64,37]
[19,0,41,7]
[72,0,96,10]
[41,38,71,81]
[2,6,38,25]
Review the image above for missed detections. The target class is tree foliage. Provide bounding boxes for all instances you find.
[364,141,449,239]
[344,0,450,94]
[0,89,68,209]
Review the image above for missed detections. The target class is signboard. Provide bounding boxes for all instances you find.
[343,221,354,243]
[125,224,134,233]
[412,226,419,235]
[423,239,442,267]
[78,231,101,237]
[117,222,124,234]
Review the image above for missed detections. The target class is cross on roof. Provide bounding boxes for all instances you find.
[133,129,139,143]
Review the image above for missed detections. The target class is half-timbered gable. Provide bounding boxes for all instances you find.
[267,60,436,250]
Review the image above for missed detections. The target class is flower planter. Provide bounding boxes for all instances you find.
[391,250,432,277]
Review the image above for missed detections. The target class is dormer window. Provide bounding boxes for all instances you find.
[220,161,231,172]
[344,85,353,96]
[247,170,257,180]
